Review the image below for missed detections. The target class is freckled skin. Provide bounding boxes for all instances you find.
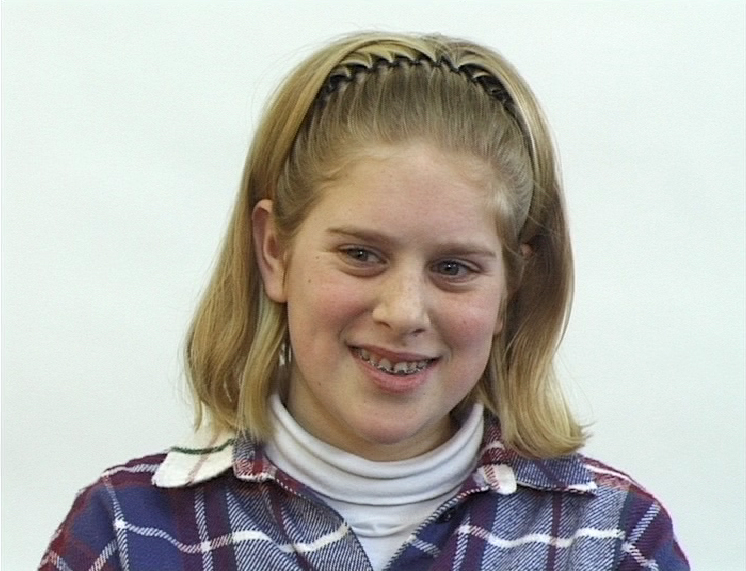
[256,143,507,461]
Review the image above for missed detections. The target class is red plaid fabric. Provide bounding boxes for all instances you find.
[39,416,689,570]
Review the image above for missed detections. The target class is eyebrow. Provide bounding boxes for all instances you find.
[327,226,499,258]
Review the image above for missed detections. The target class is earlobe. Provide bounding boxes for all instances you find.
[493,314,504,338]
[493,296,507,338]
[252,199,288,303]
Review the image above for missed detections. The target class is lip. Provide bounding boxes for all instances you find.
[351,344,435,363]
[349,345,437,394]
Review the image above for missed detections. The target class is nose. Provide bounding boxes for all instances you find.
[371,266,430,336]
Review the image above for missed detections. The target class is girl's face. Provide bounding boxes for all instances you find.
[255,143,507,461]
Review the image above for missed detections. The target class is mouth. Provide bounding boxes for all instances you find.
[353,347,434,377]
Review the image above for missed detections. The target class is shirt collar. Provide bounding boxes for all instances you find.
[473,418,597,495]
[153,414,596,496]
[151,425,236,488]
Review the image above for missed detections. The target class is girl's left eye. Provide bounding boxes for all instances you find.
[432,260,474,278]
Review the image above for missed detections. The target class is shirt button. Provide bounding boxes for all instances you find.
[439,511,454,522]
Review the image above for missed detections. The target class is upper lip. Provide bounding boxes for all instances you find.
[351,344,436,362]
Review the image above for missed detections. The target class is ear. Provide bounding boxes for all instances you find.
[493,301,505,338]
[252,199,288,303]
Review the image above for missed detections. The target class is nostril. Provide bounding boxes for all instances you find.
[371,283,430,335]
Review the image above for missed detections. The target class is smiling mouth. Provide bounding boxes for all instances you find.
[353,348,432,376]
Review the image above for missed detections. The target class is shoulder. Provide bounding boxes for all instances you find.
[477,419,689,569]
[65,450,171,518]
[40,440,244,571]
[39,451,169,571]
[76,451,173,514]
[578,455,690,570]
[103,450,170,486]
[579,454,649,501]
[40,427,275,570]
[580,454,666,517]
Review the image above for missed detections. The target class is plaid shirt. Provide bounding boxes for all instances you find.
[39,416,689,570]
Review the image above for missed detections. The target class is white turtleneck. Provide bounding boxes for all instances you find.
[264,395,484,571]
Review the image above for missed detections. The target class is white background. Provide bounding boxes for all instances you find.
[2,1,744,569]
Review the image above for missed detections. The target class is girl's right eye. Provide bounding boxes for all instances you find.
[340,247,381,265]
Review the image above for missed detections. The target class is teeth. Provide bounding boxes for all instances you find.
[355,348,429,376]
[393,362,409,373]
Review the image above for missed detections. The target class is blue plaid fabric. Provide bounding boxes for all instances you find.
[39,415,689,570]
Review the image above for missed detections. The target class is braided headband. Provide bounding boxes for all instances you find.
[317,54,515,112]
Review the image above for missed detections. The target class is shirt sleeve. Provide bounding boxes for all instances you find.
[38,480,122,571]
[615,486,690,571]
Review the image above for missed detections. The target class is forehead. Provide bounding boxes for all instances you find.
[326,141,495,188]
[320,142,497,206]
[304,143,502,243]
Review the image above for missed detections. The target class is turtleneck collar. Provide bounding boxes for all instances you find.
[264,394,484,506]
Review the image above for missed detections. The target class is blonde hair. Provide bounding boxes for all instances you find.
[186,31,585,458]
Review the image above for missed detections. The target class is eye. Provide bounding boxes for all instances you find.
[340,246,382,265]
[432,260,474,279]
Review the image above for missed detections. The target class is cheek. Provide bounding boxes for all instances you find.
[461,287,504,328]
[286,269,368,337]
[442,307,497,394]
[442,292,504,358]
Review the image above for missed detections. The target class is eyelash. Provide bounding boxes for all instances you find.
[339,247,477,281]
[431,260,475,279]
[340,247,382,265]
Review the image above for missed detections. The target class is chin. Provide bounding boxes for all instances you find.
[350,416,449,461]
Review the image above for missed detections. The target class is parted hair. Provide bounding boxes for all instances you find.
[186,31,586,458]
